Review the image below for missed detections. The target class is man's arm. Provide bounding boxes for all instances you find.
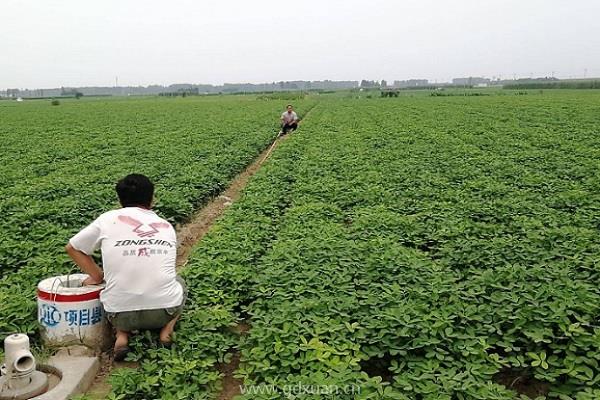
[67,217,104,286]
[66,243,104,285]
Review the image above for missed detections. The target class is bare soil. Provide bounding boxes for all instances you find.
[85,134,288,399]
[494,369,550,399]
[217,352,244,400]
[217,323,251,400]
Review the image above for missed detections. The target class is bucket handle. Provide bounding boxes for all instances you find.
[47,274,85,343]
[49,274,80,301]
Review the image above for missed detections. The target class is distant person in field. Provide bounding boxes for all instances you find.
[280,104,299,134]
[66,174,186,361]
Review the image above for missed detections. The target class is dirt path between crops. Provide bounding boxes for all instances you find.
[176,102,318,270]
[85,132,292,399]
[217,323,251,400]
[176,132,290,269]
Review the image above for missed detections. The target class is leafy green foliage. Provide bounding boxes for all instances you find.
[3,92,600,399]
[0,96,312,344]
[110,92,600,399]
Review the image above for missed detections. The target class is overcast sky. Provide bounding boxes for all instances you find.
[2,0,599,89]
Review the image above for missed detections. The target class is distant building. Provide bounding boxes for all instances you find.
[393,79,429,88]
[310,80,359,90]
[3,80,361,98]
[452,77,491,86]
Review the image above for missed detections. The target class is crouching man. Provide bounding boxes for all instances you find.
[66,174,186,361]
[280,104,300,134]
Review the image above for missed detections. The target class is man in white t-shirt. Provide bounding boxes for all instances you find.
[66,174,186,361]
[280,104,299,134]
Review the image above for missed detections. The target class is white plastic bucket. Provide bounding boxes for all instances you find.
[37,274,112,350]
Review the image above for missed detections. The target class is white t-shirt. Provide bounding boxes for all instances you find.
[281,111,298,124]
[69,207,183,313]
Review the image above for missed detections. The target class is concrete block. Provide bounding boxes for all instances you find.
[54,345,96,358]
[34,354,99,400]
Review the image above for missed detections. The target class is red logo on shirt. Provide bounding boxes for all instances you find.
[118,216,171,238]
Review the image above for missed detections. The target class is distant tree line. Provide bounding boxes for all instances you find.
[159,88,200,97]
[504,80,600,90]
[61,87,84,99]
[360,80,381,88]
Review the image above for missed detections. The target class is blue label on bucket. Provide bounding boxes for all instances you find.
[39,304,103,328]
[39,304,62,327]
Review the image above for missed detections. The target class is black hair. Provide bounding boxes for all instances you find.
[116,174,154,208]
[287,104,293,108]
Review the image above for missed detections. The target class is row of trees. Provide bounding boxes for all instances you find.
[504,80,600,90]
[360,80,387,88]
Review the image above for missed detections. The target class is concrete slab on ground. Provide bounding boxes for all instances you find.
[34,352,99,400]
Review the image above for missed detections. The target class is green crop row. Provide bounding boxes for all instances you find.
[0,96,313,342]
[110,92,600,399]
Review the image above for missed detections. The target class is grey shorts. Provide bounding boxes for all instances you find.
[106,276,187,332]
